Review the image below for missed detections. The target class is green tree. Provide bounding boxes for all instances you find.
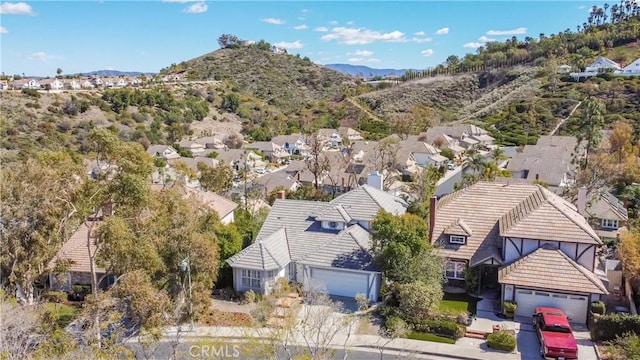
[198,161,233,194]
[396,281,443,321]
[221,93,240,113]
[0,152,85,304]
[577,98,605,169]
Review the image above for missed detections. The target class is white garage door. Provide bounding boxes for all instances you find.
[514,289,588,323]
[308,268,369,299]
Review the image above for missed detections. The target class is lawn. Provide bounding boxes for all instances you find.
[406,332,456,344]
[44,302,79,328]
[439,293,479,315]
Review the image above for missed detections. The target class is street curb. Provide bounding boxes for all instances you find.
[353,344,485,360]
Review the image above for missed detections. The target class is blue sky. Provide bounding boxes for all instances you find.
[1,1,606,76]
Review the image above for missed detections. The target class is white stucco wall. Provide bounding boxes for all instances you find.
[504,238,596,271]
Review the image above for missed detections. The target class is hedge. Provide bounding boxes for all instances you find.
[590,314,640,341]
[43,291,68,303]
[487,331,517,352]
[412,319,466,339]
[590,301,606,315]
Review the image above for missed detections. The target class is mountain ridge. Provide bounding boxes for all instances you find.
[323,64,413,77]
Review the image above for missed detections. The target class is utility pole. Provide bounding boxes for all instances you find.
[180,256,193,330]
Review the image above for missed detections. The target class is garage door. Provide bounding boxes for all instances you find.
[308,268,369,299]
[514,289,588,323]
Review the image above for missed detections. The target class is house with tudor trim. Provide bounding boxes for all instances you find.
[429,181,608,323]
[227,174,407,302]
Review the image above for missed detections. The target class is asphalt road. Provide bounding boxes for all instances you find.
[126,340,463,360]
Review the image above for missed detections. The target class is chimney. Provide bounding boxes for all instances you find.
[577,186,587,216]
[297,172,301,181]
[367,171,383,190]
[277,190,286,200]
[429,196,437,241]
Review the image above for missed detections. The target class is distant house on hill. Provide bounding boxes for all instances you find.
[615,57,640,76]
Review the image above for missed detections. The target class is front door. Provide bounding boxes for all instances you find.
[481,265,499,290]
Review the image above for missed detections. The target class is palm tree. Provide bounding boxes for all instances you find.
[466,153,487,175]
[491,147,508,162]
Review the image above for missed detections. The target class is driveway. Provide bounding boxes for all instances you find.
[512,317,598,360]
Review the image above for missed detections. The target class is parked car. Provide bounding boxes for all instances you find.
[254,168,268,174]
[533,307,578,360]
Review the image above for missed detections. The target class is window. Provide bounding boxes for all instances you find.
[449,235,466,244]
[601,219,619,229]
[241,269,262,288]
[445,261,466,279]
[329,222,337,228]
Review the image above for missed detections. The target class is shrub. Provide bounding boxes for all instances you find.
[385,316,408,338]
[412,319,466,339]
[606,333,640,360]
[243,290,256,304]
[486,331,517,352]
[503,301,517,318]
[591,314,640,341]
[43,291,68,303]
[590,301,606,315]
[355,293,370,311]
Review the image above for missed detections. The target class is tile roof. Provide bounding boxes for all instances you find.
[169,157,218,172]
[432,182,601,266]
[253,171,301,193]
[587,191,629,221]
[184,187,238,219]
[228,186,407,270]
[48,223,106,274]
[498,245,608,294]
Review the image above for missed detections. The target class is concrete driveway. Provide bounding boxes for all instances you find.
[512,317,598,360]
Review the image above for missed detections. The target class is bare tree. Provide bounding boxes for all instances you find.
[373,137,400,190]
[0,299,42,360]
[305,132,330,190]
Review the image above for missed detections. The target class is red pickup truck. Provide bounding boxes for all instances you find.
[532,307,578,360]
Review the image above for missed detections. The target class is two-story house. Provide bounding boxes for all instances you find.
[271,134,311,156]
[581,188,629,243]
[429,181,608,323]
[227,174,407,301]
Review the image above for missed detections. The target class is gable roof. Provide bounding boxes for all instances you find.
[506,136,580,187]
[444,218,473,236]
[253,171,301,193]
[184,187,238,219]
[227,228,291,270]
[432,182,601,266]
[586,191,629,221]
[228,186,407,271]
[498,245,608,294]
[48,223,106,274]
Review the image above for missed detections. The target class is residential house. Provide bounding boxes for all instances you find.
[282,160,320,187]
[430,181,607,323]
[115,78,128,87]
[167,156,219,188]
[338,127,364,142]
[418,131,466,157]
[47,223,113,292]
[184,187,238,224]
[227,178,407,301]
[92,77,104,87]
[147,144,181,160]
[506,135,582,194]
[13,78,41,90]
[245,142,289,162]
[322,150,370,195]
[67,79,82,90]
[0,80,8,91]
[570,57,622,81]
[581,188,629,242]
[614,58,640,76]
[81,79,95,89]
[423,125,494,150]
[195,135,227,150]
[39,78,64,91]
[271,134,311,156]
[178,139,206,155]
[391,135,447,171]
[317,128,343,148]
[215,149,262,171]
[252,171,301,195]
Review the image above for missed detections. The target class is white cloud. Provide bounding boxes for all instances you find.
[314,26,328,32]
[0,26,7,34]
[322,27,405,45]
[412,37,432,43]
[293,24,308,30]
[463,42,483,49]
[274,40,303,49]
[435,27,449,35]
[354,49,373,56]
[264,17,285,25]
[486,27,527,36]
[162,0,199,3]
[329,20,338,25]
[346,21,355,25]
[301,9,309,13]
[421,49,434,57]
[28,51,61,61]
[0,2,34,15]
[478,35,496,42]
[414,31,425,36]
[183,2,207,13]
[348,57,380,63]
